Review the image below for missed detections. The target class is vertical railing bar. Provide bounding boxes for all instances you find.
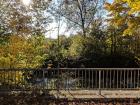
[37,69,39,89]
[25,69,27,91]
[97,70,98,89]
[7,70,9,91]
[47,70,49,90]
[18,70,20,90]
[61,68,63,90]
[29,69,31,90]
[12,69,14,90]
[94,70,96,89]
[78,68,80,89]
[113,70,115,89]
[40,69,42,89]
[82,69,83,89]
[57,69,59,90]
[136,70,138,88]
[49,69,51,89]
[127,70,129,89]
[120,70,122,89]
[15,70,16,90]
[59,68,61,90]
[38,69,43,90]
[119,70,120,89]
[50,69,52,89]
[68,69,69,90]
[54,69,56,89]
[12,69,13,90]
[110,70,111,89]
[88,69,90,89]
[23,69,25,91]
[117,70,118,89]
[51,69,53,90]
[95,70,97,89]
[5,70,9,90]
[19,70,21,90]
[33,69,35,90]
[3,70,6,90]
[18,69,20,91]
[93,70,95,89]
[3,70,5,90]
[103,70,104,89]
[85,69,86,89]
[99,70,101,95]
[106,70,108,89]
[38,69,40,89]
[56,69,58,89]
[51,69,53,89]
[6,69,8,91]
[134,70,135,88]
[0,70,1,90]
[65,69,67,90]
[56,68,59,98]
[138,70,140,88]
[0,70,2,90]
[57,69,58,90]
[92,69,93,89]
[20,70,23,91]
[42,69,45,90]
[22,69,24,91]
[69,69,71,90]
[14,69,16,90]
[124,70,126,89]
[21,70,26,91]
[111,70,113,89]
[6,70,8,91]
[131,70,133,89]
[75,69,76,90]
[39,47,41,89]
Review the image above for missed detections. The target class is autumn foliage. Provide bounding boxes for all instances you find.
[105,0,140,35]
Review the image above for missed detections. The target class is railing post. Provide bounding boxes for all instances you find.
[57,68,60,99]
[42,69,45,90]
[99,70,101,95]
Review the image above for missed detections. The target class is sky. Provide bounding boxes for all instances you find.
[45,20,72,39]
[107,0,113,3]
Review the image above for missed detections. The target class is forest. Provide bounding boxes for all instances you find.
[0,0,140,68]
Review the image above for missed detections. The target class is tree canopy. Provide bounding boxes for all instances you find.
[0,0,140,69]
[105,0,140,35]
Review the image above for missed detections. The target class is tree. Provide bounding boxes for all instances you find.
[83,20,107,56]
[48,0,105,37]
[0,34,47,86]
[0,0,52,36]
[0,0,52,86]
[105,0,140,35]
[104,0,140,67]
[0,35,47,68]
[68,34,84,57]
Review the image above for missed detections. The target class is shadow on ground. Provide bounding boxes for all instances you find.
[0,91,140,105]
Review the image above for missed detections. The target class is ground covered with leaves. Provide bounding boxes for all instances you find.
[0,92,140,105]
[0,92,54,105]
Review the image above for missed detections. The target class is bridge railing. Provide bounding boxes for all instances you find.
[0,68,140,92]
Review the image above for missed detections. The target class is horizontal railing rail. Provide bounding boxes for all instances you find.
[0,68,140,70]
[0,68,140,94]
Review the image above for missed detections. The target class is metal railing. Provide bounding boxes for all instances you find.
[0,68,140,92]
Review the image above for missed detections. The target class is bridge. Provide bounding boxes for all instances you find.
[0,68,140,99]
